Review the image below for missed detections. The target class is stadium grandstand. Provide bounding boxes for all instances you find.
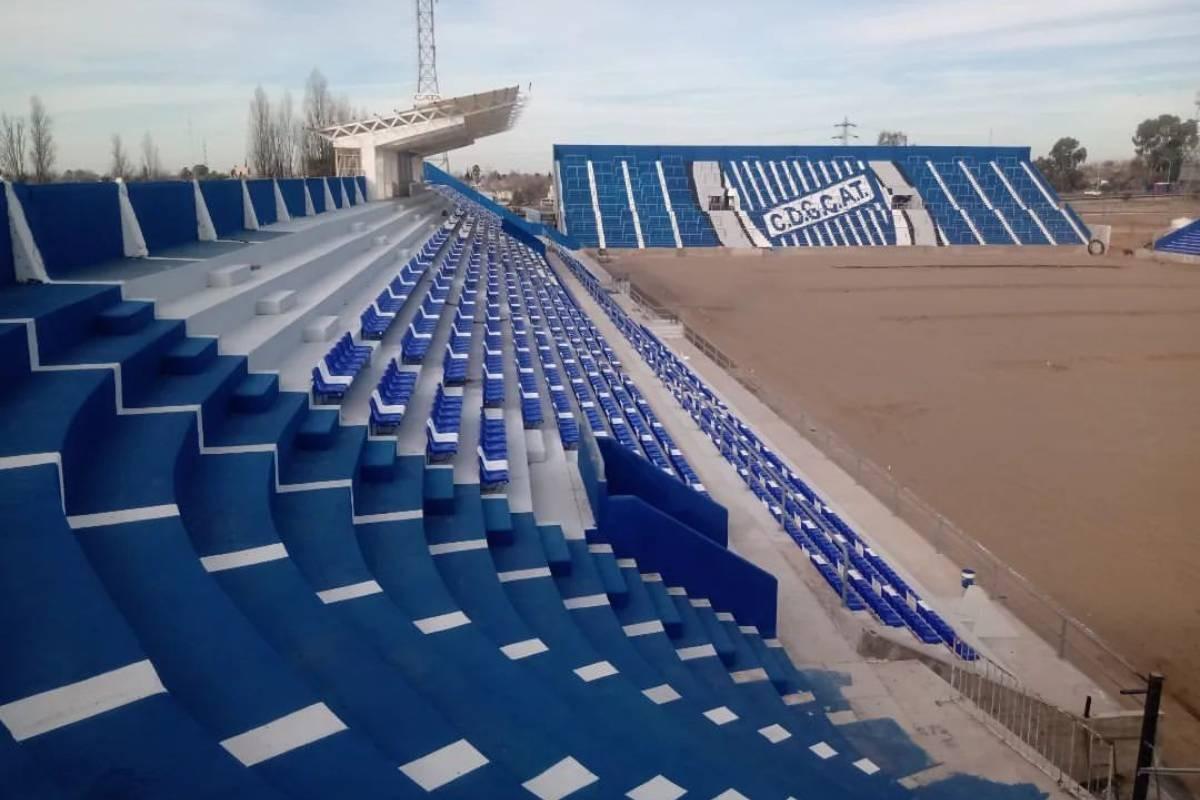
[4,29,1183,796]
[553,145,1090,249]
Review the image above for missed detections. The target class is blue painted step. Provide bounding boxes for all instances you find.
[360,440,396,483]
[95,301,154,335]
[162,337,217,375]
[230,373,278,413]
[481,494,514,544]
[590,548,629,607]
[422,465,454,512]
[644,579,683,638]
[537,524,572,575]
[297,410,338,450]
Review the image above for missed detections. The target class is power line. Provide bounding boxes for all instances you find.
[833,116,859,146]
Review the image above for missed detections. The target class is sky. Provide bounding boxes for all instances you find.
[1,0,1198,175]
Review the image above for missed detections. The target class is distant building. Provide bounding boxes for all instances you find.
[230,164,250,178]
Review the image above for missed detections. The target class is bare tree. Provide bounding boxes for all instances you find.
[247,86,275,177]
[877,130,909,147]
[273,90,299,177]
[303,68,336,175]
[28,96,55,183]
[139,131,162,180]
[110,133,131,180]
[1,113,29,181]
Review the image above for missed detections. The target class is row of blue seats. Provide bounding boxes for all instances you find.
[426,382,464,460]
[555,246,980,660]
[510,246,705,492]
[478,413,509,487]
[369,359,420,433]
[311,332,374,403]
[1155,217,1200,255]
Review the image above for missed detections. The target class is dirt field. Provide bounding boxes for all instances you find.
[1069,194,1200,254]
[605,246,1200,775]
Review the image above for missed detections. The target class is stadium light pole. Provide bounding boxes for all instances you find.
[1122,672,1164,800]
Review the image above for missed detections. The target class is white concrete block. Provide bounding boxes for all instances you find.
[207,263,254,288]
[303,316,340,343]
[256,289,297,316]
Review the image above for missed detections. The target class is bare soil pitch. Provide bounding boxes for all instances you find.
[605,245,1200,773]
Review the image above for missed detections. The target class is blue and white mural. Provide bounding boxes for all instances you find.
[553,144,1090,250]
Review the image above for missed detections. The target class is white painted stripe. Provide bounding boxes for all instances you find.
[627,774,687,800]
[220,703,347,766]
[563,593,609,610]
[429,539,489,555]
[67,504,179,530]
[585,161,607,250]
[715,612,735,622]
[501,638,549,660]
[523,756,599,800]
[317,580,383,604]
[574,660,618,682]
[730,668,769,684]
[615,558,637,568]
[754,161,778,205]
[738,625,759,635]
[623,620,665,638]
[639,572,662,583]
[276,478,351,494]
[414,610,471,634]
[655,161,683,248]
[784,691,816,706]
[703,705,738,726]
[497,566,552,583]
[713,791,750,800]
[763,638,783,648]
[759,723,792,744]
[400,738,490,791]
[0,452,61,471]
[642,683,681,705]
[676,644,717,661]
[0,660,166,741]
[352,509,423,525]
[200,543,288,573]
[810,741,838,759]
[665,586,687,597]
[854,757,881,775]
[688,598,711,608]
[620,160,645,249]
[586,543,613,554]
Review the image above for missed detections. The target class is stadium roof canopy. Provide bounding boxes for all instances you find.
[318,85,523,156]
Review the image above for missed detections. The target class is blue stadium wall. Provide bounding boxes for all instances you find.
[554,144,1090,249]
[1,176,367,285]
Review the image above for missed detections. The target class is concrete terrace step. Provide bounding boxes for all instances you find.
[303,315,340,342]
[126,199,409,305]
[255,289,297,315]
[162,337,218,375]
[95,300,154,335]
[230,372,279,413]
[207,262,254,288]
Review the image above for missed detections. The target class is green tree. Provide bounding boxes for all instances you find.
[1034,137,1088,192]
[1132,114,1199,183]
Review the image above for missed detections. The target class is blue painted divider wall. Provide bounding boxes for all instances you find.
[305,178,327,214]
[11,183,122,278]
[278,179,307,218]
[327,179,343,209]
[199,180,244,237]
[356,175,367,200]
[0,186,13,286]
[125,182,196,253]
[1154,217,1200,254]
[341,177,357,205]
[502,218,546,255]
[577,431,607,521]
[245,179,277,226]
[603,495,779,636]
[597,436,727,547]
